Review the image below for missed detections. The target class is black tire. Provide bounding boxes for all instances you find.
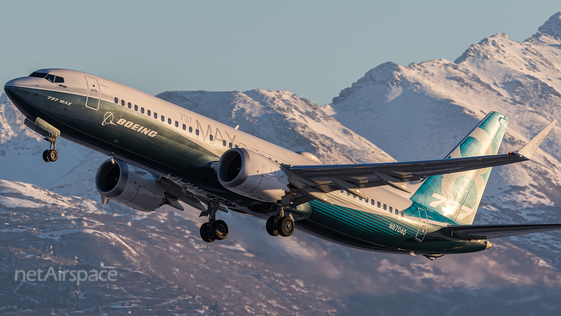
[266,216,279,236]
[42,150,51,162]
[48,149,58,162]
[200,223,215,243]
[278,216,295,237]
[212,220,228,240]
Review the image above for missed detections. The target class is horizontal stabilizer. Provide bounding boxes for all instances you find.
[517,119,557,159]
[447,223,561,239]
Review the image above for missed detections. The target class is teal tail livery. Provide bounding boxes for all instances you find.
[5,69,561,260]
[410,112,508,225]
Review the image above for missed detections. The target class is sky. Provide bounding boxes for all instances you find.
[1,1,560,105]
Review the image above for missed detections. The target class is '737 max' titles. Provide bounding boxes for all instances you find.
[5,68,561,261]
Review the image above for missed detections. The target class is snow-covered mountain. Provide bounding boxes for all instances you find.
[2,177,561,315]
[328,13,561,226]
[3,11,561,315]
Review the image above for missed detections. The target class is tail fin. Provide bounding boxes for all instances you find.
[410,112,508,225]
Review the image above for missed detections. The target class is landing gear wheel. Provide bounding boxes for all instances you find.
[266,216,279,236]
[278,216,295,237]
[212,220,229,240]
[200,222,215,243]
[47,149,58,162]
[42,150,51,162]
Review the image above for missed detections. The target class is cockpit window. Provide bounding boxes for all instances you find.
[29,72,47,78]
[29,72,64,84]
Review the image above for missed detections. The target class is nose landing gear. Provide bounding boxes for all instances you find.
[42,134,58,163]
[199,200,229,243]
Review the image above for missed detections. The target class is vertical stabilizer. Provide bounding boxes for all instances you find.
[410,112,508,225]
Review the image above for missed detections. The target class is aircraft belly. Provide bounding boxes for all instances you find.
[301,200,488,254]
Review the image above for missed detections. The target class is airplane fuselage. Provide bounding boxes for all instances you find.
[4,69,491,258]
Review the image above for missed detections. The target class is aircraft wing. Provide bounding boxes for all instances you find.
[446,223,561,239]
[285,120,556,195]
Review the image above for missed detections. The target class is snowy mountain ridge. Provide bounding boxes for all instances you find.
[328,13,561,218]
[536,11,561,40]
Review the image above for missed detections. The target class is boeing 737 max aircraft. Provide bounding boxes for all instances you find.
[4,69,561,260]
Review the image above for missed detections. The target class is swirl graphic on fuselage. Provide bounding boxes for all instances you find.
[102,112,117,126]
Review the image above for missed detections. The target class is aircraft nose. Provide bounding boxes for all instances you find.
[4,78,28,94]
[4,77,34,99]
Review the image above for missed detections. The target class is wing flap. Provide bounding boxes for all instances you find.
[448,223,561,239]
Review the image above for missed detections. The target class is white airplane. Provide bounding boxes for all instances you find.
[5,69,560,260]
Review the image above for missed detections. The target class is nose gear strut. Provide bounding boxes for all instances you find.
[24,117,60,163]
[42,133,58,162]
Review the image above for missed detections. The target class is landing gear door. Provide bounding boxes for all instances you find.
[415,207,428,242]
[85,76,100,110]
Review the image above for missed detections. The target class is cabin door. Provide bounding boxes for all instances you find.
[415,207,428,242]
[85,76,100,110]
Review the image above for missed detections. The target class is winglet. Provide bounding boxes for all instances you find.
[516,120,556,159]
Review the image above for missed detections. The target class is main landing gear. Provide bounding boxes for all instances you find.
[266,204,295,237]
[42,133,58,163]
[199,200,229,243]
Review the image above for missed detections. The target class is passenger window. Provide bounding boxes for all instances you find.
[141,107,145,114]
[182,124,186,130]
[377,201,381,208]
[114,97,119,104]
[154,112,158,119]
[147,110,151,116]
[46,74,55,82]
[347,192,350,196]
[395,209,398,215]
[389,206,393,212]
[210,135,213,141]
[168,118,172,125]
[54,76,64,83]
[128,102,132,109]
[175,121,178,127]
[134,105,138,111]
[340,189,344,193]
[229,142,232,148]
[371,200,375,205]
[383,204,387,210]
[223,140,226,146]
[196,129,199,135]
[235,145,238,148]
[400,211,404,217]
[121,100,125,106]
[161,116,165,122]
[189,126,193,133]
[359,197,362,201]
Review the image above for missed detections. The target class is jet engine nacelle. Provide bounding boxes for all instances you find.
[217,148,289,203]
[96,159,166,212]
